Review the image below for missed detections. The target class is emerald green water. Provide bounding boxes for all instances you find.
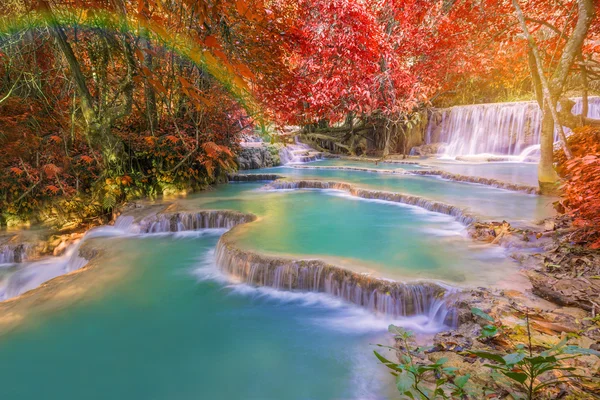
[0,160,550,399]
[181,185,519,285]
[242,165,554,222]
[426,160,539,186]
[0,233,399,399]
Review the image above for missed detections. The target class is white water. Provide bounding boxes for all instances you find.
[0,216,135,301]
[0,244,32,265]
[194,247,449,334]
[279,137,323,164]
[429,97,600,159]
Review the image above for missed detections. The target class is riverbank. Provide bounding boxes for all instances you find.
[387,215,600,398]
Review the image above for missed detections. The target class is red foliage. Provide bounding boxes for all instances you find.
[556,127,600,248]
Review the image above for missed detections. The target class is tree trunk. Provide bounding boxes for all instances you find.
[538,106,559,194]
[142,38,158,133]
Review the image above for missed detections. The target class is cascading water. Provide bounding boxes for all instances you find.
[279,137,324,164]
[265,179,478,225]
[137,211,256,233]
[214,239,458,327]
[0,243,32,264]
[127,208,461,327]
[427,96,600,159]
[0,216,135,301]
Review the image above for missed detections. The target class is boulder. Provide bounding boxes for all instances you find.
[236,146,279,170]
[409,142,447,156]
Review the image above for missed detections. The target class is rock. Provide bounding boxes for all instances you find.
[236,145,280,170]
[409,142,447,156]
[544,220,556,231]
[528,270,600,312]
[432,322,479,352]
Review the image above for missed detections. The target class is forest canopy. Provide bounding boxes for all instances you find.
[1,0,599,226]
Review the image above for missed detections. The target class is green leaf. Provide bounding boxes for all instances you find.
[503,352,526,365]
[471,351,506,364]
[373,351,403,373]
[388,324,412,338]
[527,355,557,365]
[484,363,508,371]
[454,374,470,388]
[442,367,458,374]
[396,371,415,393]
[481,324,498,338]
[563,346,600,357]
[471,307,494,322]
[543,337,568,355]
[502,371,528,384]
[436,357,448,366]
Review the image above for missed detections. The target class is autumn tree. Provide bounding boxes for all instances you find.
[0,0,290,224]
[512,0,598,193]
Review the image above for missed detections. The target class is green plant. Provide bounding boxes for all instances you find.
[470,308,600,400]
[471,307,500,339]
[374,325,471,399]
[376,310,600,399]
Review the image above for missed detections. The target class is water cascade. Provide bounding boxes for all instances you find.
[227,173,283,182]
[215,236,458,326]
[0,216,135,301]
[131,208,460,326]
[0,243,32,264]
[286,166,540,193]
[137,211,257,233]
[266,179,478,225]
[279,137,325,164]
[427,96,600,159]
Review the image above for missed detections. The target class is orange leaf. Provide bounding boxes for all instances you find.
[43,163,61,179]
[45,185,60,194]
[204,35,221,49]
[10,167,23,176]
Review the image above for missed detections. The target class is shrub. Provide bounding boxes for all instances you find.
[555,126,600,248]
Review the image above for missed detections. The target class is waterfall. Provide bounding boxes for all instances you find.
[134,207,461,326]
[215,239,458,326]
[137,210,256,233]
[0,215,136,301]
[427,97,600,158]
[0,243,33,264]
[279,137,324,164]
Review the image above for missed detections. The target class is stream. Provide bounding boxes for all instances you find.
[0,156,555,399]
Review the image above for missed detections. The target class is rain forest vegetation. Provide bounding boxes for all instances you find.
[0,0,599,231]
